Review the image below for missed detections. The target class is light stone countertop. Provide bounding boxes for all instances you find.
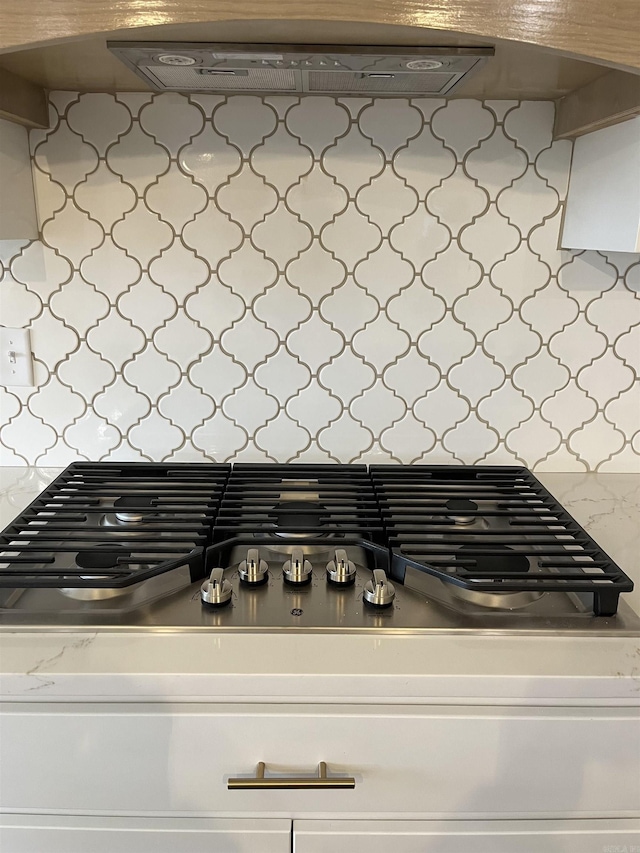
[0,467,639,703]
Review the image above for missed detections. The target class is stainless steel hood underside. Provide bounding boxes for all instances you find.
[107,43,494,96]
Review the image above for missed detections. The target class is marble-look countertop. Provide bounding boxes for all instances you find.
[1,467,639,703]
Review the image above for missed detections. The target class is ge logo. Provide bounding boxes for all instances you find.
[291,608,303,616]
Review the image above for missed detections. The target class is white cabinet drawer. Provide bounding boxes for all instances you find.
[1,703,639,818]
[0,816,291,853]
[294,818,640,852]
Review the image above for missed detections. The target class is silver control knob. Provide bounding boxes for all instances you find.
[363,569,395,608]
[201,567,233,607]
[283,547,312,585]
[238,548,268,585]
[326,548,356,586]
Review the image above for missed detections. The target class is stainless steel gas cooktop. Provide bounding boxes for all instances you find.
[0,463,637,633]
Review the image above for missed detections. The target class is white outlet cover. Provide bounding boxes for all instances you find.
[0,327,35,386]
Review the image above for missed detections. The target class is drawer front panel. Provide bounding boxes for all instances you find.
[1,704,639,817]
[294,818,640,852]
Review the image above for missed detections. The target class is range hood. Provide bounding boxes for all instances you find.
[108,43,494,96]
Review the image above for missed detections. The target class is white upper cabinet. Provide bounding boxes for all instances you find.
[0,117,38,240]
[561,115,640,252]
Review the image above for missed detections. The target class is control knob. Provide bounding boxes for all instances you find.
[326,548,356,586]
[363,569,395,608]
[201,567,233,607]
[239,548,268,585]
[283,548,312,585]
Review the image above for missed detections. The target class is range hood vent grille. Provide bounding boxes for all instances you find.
[108,43,494,97]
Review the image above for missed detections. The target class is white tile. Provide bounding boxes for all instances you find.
[321,204,382,270]
[213,97,278,155]
[586,284,640,339]
[64,410,121,459]
[33,121,99,191]
[87,311,146,371]
[465,132,528,201]
[497,167,559,235]
[27,377,86,431]
[192,411,248,460]
[41,202,104,268]
[254,346,311,405]
[67,94,132,156]
[80,238,142,300]
[568,414,626,469]
[548,315,607,374]
[388,207,450,269]
[386,280,447,338]
[430,100,496,158]
[490,242,551,307]
[286,312,344,373]
[222,379,279,434]
[285,98,350,156]
[356,170,418,234]
[117,275,177,335]
[452,278,513,339]
[0,275,41,326]
[426,166,488,235]
[123,343,181,402]
[105,124,171,195]
[93,378,151,431]
[350,384,406,434]
[182,203,243,268]
[11,243,72,302]
[352,313,410,372]
[577,348,634,405]
[129,410,184,458]
[458,205,521,271]
[179,124,242,193]
[285,240,347,304]
[139,94,204,155]
[422,242,482,308]
[541,381,597,436]
[512,349,570,406]
[251,125,314,194]
[503,101,554,160]
[505,412,562,466]
[322,126,385,196]
[285,384,342,434]
[483,314,542,373]
[442,412,499,462]
[153,313,212,367]
[158,378,215,433]
[145,164,208,231]
[383,348,440,407]
[535,140,572,198]
[614,326,640,372]
[380,412,436,463]
[413,384,470,436]
[318,412,374,461]
[417,313,475,372]
[29,312,79,368]
[148,242,209,304]
[49,275,110,335]
[286,165,348,232]
[58,343,115,401]
[557,252,618,310]
[252,207,312,268]
[255,412,311,460]
[448,347,505,406]
[220,313,279,372]
[73,164,137,233]
[189,346,247,402]
[111,205,173,269]
[253,277,313,338]
[218,243,278,301]
[354,242,414,304]
[358,100,423,156]
[0,408,57,464]
[31,166,66,225]
[184,277,245,340]
[318,349,375,405]
[318,278,378,339]
[393,128,456,199]
[477,384,534,434]
[519,278,580,341]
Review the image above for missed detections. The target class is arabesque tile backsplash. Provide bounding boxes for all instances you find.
[0,92,639,469]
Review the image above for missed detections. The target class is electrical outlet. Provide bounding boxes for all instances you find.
[0,327,34,387]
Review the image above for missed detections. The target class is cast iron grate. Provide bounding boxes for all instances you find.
[0,462,230,588]
[369,464,633,616]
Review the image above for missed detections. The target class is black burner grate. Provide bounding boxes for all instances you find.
[0,463,229,588]
[214,463,383,539]
[370,464,633,616]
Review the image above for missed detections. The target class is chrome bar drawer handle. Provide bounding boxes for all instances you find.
[227,761,356,790]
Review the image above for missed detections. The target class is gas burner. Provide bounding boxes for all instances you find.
[61,544,135,600]
[272,500,329,540]
[100,495,158,528]
[445,498,478,525]
[449,543,542,610]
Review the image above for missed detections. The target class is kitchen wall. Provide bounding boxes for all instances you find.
[0,92,639,470]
